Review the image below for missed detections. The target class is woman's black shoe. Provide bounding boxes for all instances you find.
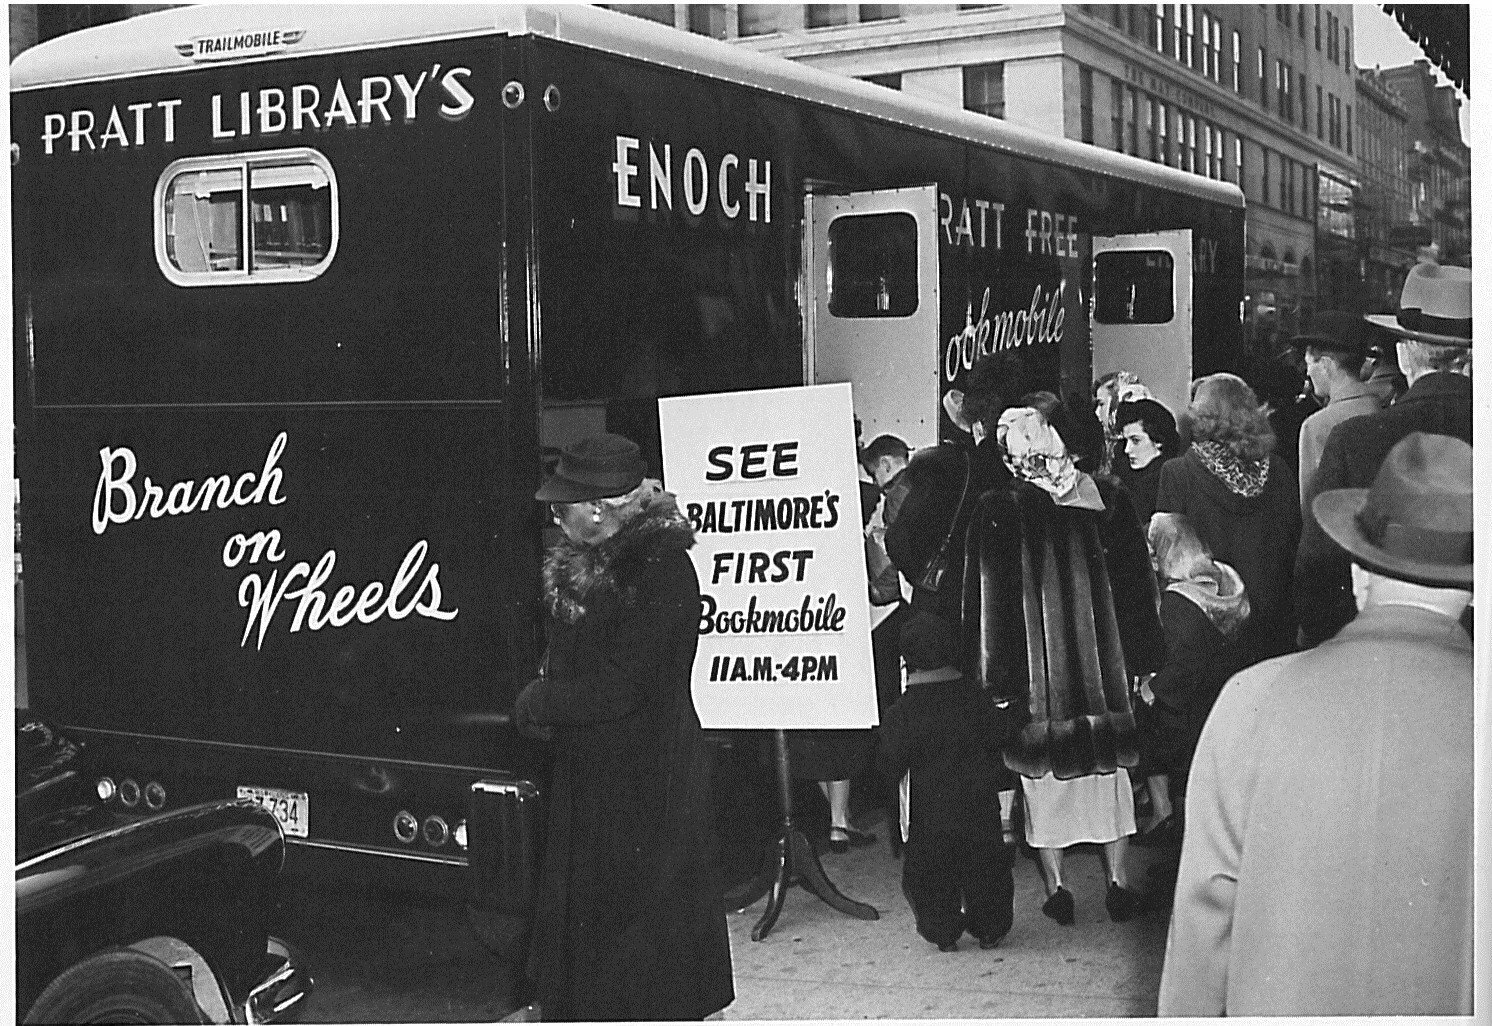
[1134,814,1183,849]
[1106,882,1144,922]
[827,826,875,854]
[1041,887,1075,925]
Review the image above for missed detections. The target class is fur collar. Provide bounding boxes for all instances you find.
[1167,560,1251,639]
[542,498,695,623]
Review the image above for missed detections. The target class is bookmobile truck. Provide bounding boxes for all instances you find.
[11,3,1244,958]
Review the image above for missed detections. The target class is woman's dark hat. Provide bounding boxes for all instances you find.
[1289,310,1370,357]
[1312,432,1472,588]
[536,433,647,503]
[1364,262,1472,347]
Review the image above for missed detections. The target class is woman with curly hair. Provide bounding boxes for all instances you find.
[1155,374,1301,664]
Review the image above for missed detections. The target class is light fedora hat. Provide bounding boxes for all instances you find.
[1364,262,1472,347]
[1313,431,1472,589]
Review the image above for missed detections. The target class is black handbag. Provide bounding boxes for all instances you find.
[916,447,972,594]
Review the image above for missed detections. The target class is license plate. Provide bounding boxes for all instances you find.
[237,785,309,838]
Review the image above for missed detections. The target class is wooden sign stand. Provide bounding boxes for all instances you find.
[724,729,878,941]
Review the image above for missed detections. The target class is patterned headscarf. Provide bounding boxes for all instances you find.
[1094,371,1154,437]
[997,406,1105,513]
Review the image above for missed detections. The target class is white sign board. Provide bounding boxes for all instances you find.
[660,383,878,730]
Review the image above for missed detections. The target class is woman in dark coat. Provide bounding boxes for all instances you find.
[1132,513,1250,848]
[967,398,1164,926]
[1155,374,1301,664]
[514,433,734,1022]
[1112,398,1181,529]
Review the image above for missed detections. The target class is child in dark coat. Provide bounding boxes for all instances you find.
[877,613,1015,952]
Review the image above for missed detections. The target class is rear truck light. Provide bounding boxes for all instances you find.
[119,778,141,808]
[144,781,167,809]
[392,810,418,844]
[422,815,449,847]
[96,777,116,802]
[453,819,468,850]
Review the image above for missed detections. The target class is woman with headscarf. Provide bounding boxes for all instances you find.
[1112,398,1181,529]
[514,433,734,1021]
[965,395,1164,926]
[1155,374,1301,664]
[1132,514,1250,849]
[1092,370,1155,474]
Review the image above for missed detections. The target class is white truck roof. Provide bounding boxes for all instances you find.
[11,2,1244,210]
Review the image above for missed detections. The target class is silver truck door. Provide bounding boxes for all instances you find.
[1091,229,1194,419]
[803,185,941,453]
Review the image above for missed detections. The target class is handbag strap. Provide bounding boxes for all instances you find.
[927,445,974,572]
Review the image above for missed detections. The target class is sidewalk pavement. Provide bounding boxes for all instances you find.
[716,811,1173,1020]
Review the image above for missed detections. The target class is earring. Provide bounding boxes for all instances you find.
[591,505,603,524]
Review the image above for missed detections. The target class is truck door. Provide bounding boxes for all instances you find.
[1090,229,1194,419]
[803,186,941,453]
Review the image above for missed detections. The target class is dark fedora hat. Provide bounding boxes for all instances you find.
[1290,309,1370,356]
[535,433,647,503]
[1313,432,1472,588]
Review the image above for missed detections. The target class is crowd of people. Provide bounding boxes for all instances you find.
[865,259,1472,1012]
[509,261,1471,1020]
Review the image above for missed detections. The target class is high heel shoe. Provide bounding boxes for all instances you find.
[1041,887,1075,926]
[827,826,876,854]
[1105,882,1144,923]
[1133,814,1182,849]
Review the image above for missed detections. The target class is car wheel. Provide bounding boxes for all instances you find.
[23,948,206,1024]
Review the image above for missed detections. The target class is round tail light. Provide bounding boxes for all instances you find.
[96,777,116,802]
[422,815,449,847]
[392,810,418,844]
[144,781,167,810]
[119,779,141,808]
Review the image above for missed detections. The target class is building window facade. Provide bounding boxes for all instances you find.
[1113,79,1125,152]
[963,62,1005,119]
[737,5,779,36]
[688,5,730,38]
[806,5,851,29]
[1080,66,1095,144]
[1232,30,1241,91]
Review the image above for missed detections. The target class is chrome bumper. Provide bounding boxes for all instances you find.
[241,936,313,1024]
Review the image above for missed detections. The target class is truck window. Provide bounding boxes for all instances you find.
[1093,250,1175,324]
[156,149,337,286]
[827,212,918,318]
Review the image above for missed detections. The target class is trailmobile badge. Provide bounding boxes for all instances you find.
[660,384,878,731]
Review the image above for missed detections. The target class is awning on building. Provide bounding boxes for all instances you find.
[1383,4,1469,96]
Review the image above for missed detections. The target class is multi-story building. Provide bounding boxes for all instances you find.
[1379,59,1471,268]
[1353,66,1415,314]
[605,4,1361,346]
[8,4,178,62]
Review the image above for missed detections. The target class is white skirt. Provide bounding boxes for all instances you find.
[1021,770,1136,849]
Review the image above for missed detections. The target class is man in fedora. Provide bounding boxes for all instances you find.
[1160,432,1473,1016]
[1291,310,1383,507]
[1294,262,1472,647]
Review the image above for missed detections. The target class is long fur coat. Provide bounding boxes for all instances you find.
[963,477,1163,780]
[518,496,734,1021]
